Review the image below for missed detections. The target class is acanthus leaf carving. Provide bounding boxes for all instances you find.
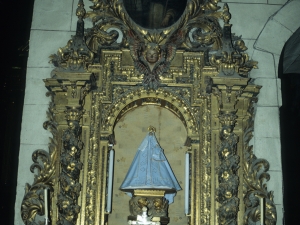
[49,0,94,71]
[242,93,277,225]
[209,4,257,78]
[21,100,58,225]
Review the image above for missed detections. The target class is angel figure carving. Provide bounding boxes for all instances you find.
[129,32,176,89]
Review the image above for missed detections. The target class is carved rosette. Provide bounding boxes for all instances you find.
[216,111,240,225]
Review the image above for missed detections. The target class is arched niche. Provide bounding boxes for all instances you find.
[103,88,199,137]
[95,88,203,225]
[111,105,188,225]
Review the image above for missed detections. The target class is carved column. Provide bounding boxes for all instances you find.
[44,73,94,225]
[57,106,84,224]
[212,77,249,225]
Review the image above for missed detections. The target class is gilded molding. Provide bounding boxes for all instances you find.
[101,87,199,135]
[199,97,211,225]
[84,93,101,225]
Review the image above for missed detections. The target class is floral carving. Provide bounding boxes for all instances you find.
[216,112,240,225]
[57,107,84,225]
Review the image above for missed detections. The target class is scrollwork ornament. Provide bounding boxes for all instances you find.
[209,4,257,78]
[21,100,58,225]
[84,0,242,59]
[49,36,94,71]
[85,25,120,53]
[49,0,94,71]
[243,97,277,225]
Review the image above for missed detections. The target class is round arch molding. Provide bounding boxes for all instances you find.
[89,86,208,225]
[102,88,200,137]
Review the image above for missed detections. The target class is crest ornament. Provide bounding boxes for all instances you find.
[128,31,177,89]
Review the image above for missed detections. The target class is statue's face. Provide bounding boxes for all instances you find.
[138,198,148,206]
[146,48,159,63]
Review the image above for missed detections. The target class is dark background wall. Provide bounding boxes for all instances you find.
[0,1,34,224]
[279,27,300,225]
[279,72,300,225]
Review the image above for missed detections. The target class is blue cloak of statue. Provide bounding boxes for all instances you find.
[120,132,181,203]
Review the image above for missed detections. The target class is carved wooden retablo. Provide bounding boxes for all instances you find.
[21,0,277,225]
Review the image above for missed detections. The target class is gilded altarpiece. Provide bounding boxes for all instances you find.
[21,0,277,225]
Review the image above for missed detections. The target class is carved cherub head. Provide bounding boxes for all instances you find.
[220,125,233,140]
[138,197,149,208]
[153,198,163,209]
[144,43,161,64]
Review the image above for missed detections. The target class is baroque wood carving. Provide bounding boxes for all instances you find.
[21,0,276,224]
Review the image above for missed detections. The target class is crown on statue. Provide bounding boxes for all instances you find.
[65,106,84,121]
[148,126,156,133]
[218,111,237,126]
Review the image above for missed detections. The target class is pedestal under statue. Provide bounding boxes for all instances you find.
[120,126,181,225]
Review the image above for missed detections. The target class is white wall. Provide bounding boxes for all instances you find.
[14,1,82,224]
[15,0,299,224]
[221,1,300,223]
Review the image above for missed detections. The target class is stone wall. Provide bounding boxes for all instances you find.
[15,0,300,224]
